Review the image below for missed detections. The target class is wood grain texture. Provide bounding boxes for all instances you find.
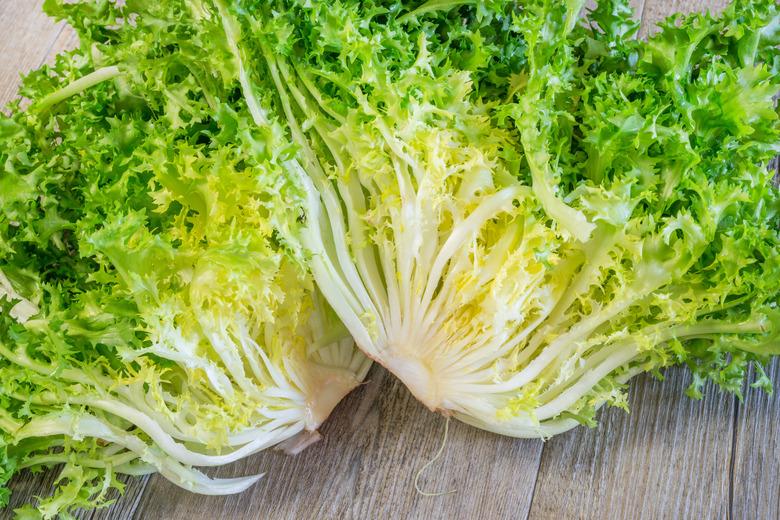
[134,367,543,520]
[639,0,729,37]
[5,472,151,520]
[732,358,780,520]
[0,1,64,107]
[529,369,735,520]
[1,1,777,520]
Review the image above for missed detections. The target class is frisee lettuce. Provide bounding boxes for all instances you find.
[0,0,778,516]
[206,0,779,433]
[182,0,779,436]
[0,7,369,516]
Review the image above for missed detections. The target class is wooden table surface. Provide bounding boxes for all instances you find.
[2,1,779,519]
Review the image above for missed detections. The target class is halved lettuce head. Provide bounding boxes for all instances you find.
[0,30,369,516]
[212,0,780,436]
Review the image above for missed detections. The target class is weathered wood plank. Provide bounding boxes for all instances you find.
[528,369,735,519]
[5,471,150,520]
[0,0,66,107]
[5,466,63,518]
[82,475,151,520]
[41,21,81,68]
[732,358,780,520]
[639,0,729,37]
[134,366,544,520]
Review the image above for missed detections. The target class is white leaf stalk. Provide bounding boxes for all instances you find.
[1,270,369,494]
[216,2,778,438]
[1,12,371,493]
